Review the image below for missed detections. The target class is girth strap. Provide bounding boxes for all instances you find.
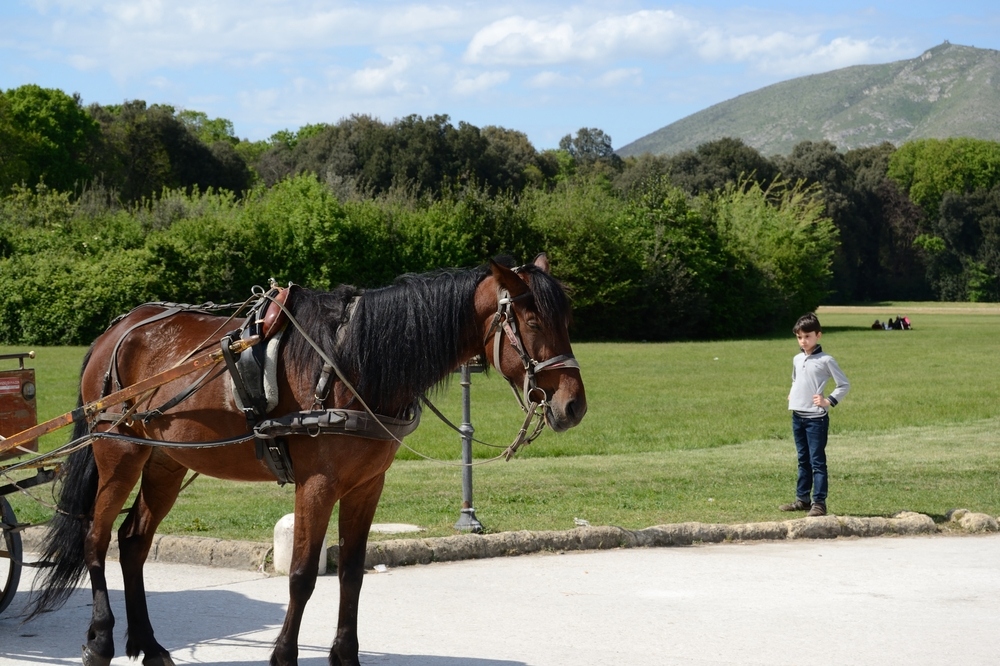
[254,406,421,442]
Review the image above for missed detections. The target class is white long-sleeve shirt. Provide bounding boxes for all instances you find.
[788,345,850,417]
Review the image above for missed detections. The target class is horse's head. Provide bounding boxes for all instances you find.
[481,254,587,433]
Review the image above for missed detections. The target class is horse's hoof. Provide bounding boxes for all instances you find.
[81,645,113,666]
[142,652,177,666]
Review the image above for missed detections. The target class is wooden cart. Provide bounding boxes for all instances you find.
[1,351,40,614]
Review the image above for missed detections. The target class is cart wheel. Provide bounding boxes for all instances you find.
[0,496,23,615]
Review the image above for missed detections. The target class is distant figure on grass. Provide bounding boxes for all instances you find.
[872,317,912,331]
[780,312,850,518]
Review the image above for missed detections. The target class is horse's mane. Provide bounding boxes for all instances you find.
[283,260,571,415]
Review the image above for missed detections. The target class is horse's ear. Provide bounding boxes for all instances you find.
[490,259,529,298]
[533,252,550,273]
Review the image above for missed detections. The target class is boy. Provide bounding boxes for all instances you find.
[781,312,850,517]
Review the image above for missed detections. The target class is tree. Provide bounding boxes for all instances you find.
[0,92,31,193]
[176,110,238,145]
[775,141,859,301]
[89,101,252,202]
[706,178,839,331]
[886,138,1000,301]
[612,153,670,197]
[559,127,616,162]
[3,84,99,192]
[888,138,1000,217]
[254,114,548,199]
[919,187,1000,301]
[480,126,539,193]
[666,137,778,195]
[845,143,928,300]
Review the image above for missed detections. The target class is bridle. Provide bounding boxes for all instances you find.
[485,277,581,460]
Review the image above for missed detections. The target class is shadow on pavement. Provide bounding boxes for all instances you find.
[3,586,526,666]
[3,585,283,664]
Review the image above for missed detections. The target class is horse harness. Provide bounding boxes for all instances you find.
[91,269,580,483]
[94,286,418,485]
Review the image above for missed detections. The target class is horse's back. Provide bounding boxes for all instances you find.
[84,304,234,399]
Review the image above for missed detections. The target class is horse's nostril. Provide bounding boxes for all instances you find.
[565,398,586,423]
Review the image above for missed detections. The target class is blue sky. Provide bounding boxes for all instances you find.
[3,1,1000,150]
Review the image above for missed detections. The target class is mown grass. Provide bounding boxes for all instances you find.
[4,303,1000,541]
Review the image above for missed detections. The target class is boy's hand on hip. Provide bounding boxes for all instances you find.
[812,394,830,407]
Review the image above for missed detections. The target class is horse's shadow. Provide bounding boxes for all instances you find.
[2,586,524,666]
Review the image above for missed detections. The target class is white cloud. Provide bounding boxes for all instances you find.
[346,54,413,95]
[596,67,642,87]
[67,53,100,71]
[694,27,908,77]
[465,16,575,66]
[696,29,811,63]
[526,70,583,89]
[452,70,509,95]
[108,0,166,26]
[147,75,173,90]
[238,87,281,112]
[779,36,907,74]
[465,10,692,66]
[376,4,465,37]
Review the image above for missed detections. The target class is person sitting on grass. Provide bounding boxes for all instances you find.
[780,312,850,518]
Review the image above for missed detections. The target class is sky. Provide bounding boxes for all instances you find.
[3,1,1000,151]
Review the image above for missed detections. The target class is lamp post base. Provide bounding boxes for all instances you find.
[454,507,483,533]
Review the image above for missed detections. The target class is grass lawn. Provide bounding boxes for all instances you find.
[3,302,1000,542]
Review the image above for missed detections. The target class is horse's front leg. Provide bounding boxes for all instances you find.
[330,473,386,666]
[271,473,339,666]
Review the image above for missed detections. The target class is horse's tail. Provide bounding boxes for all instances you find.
[25,350,100,620]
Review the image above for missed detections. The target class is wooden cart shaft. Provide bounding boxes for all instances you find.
[0,337,258,458]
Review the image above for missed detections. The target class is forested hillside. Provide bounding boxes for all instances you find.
[2,84,1000,344]
[620,42,1000,158]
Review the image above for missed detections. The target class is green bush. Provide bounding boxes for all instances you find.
[0,250,156,344]
[0,172,843,345]
[617,178,726,340]
[704,179,838,332]
[526,178,642,339]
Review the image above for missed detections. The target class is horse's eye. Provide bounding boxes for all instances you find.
[526,317,542,331]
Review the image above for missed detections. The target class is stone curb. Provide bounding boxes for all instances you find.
[19,510,998,574]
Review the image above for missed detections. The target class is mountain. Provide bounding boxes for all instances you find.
[618,42,1000,158]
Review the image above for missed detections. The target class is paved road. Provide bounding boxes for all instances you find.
[3,533,1000,665]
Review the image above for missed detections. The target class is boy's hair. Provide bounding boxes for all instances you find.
[793,312,822,334]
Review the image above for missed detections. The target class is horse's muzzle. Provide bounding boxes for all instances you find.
[546,393,587,432]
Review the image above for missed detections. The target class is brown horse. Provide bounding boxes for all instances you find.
[27,255,586,666]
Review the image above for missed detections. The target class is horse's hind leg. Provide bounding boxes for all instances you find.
[83,441,153,666]
[119,450,188,666]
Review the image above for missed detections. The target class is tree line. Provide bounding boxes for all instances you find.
[2,84,1000,345]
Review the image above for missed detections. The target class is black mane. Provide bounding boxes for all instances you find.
[283,261,571,416]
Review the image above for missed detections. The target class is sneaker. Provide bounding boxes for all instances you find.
[779,499,810,511]
[807,502,827,517]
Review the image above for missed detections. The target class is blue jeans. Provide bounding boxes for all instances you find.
[791,412,829,504]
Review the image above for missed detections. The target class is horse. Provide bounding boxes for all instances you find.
[26,254,587,666]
